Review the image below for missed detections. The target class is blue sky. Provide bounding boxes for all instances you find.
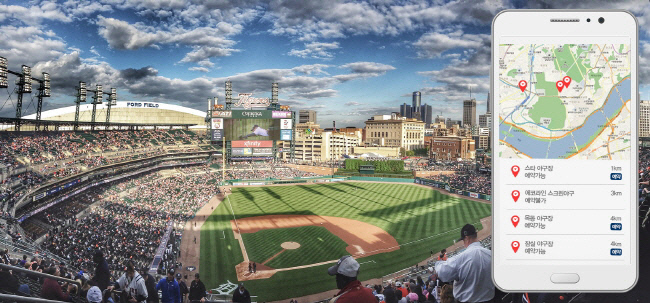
[0,0,649,127]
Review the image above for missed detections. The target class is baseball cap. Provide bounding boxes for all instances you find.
[458,224,477,241]
[395,281,402,287]
[327,255,360,278]
[86,286,102,303]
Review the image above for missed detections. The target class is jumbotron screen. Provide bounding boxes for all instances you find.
[211,110,293,142]
[224,119,281,141]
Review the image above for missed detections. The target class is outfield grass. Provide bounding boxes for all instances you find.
[243,226,350,268]
[200,182,491,302]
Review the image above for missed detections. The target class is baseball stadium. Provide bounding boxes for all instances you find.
[0,76,647,303]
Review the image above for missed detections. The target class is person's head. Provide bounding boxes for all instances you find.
[440,284,454,303]
[140,268,149,279]
[395,281,402,288]
[458,224,478,247]
[87,286,102,303]
[251,125,259,132]
[176,273,182,281]
[194,273,200,281]
[167,269,175,281]
[125,261,136,279]
[239,283,245,292]
[93,250,104,264]
[46,266,60,276]
[328,255,360,289]
[440,248,446,255]
[22,255,27,260]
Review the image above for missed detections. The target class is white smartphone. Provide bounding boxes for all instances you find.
[491,10,638,292]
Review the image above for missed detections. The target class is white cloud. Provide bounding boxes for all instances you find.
[0,2,71,25]
[288,41,340,59]
[0,25,67,68]
[413,30,487,58]
[344,101,364,106]
[189,67,209,72]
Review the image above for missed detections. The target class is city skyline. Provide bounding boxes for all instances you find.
[0,0,649,127]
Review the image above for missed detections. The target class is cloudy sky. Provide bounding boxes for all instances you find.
[0,0,649,127]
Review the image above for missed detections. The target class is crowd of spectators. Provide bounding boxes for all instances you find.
[425,171,491,195]
[225,166,321,180]
[0,130,200,168]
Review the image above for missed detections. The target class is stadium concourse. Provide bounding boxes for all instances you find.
[1,128,648,303]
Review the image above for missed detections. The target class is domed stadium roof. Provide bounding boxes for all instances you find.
[23,101,207,128]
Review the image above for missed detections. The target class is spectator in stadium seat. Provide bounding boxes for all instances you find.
[92,250,111,291]
[140,268,159,303]
[395,281,408,299]
[188,273,206,303]
[41,266,74,301]
[232,283,251,303]
[0,265,30,295]
[108,261,148,303]
[382,283,397,303]
[434,224,494,303]
[327,255,376,303]
[437,249,447,261]
[156,269,181,303]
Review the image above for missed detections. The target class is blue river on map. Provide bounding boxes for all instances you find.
[501,78,630,159]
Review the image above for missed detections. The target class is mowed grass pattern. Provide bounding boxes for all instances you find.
[200,182,491,302]
[242,226,350,269]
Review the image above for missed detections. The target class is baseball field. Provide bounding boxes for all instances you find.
[199,182,491,302]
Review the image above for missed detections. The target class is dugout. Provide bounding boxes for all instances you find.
[359,165,375,174]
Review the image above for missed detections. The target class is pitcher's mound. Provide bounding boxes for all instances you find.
[281,242,301,250]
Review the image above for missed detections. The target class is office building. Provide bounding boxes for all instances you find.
[420,104,433,127]
[364,115,425,150]
[463,98,477,127]
[641,100,650,138]
[400,103,412,119]
[299,110,317,124]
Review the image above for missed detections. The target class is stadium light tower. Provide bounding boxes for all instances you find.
[0,57,7,88]
[90,84,102,130]
[35,72,51,131]
[74,82,87,131]
[225,79,232,110]
[105,88,116,127]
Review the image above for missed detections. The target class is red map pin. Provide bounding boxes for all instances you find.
[518,80,527,92]
[556,81,564,93]
[511,165,520,177]
[563,76,572,87]
[512,241,520,253]
[511,215,520,227]
[511,190,520,202]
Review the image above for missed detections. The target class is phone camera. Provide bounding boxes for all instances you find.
[598,17,605,24]
[586,18,591,22]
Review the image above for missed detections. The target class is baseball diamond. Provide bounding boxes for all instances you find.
[198,182,491,302]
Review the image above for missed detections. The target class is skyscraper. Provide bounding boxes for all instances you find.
[486,92,490,112]
[299,110,317,124]
[412,91,421,110]
[463,99,477,127]
[641,100,650,137]
[420,104,432,126]
[400,103,412,118]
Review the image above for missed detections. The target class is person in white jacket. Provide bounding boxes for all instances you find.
[108,261,148,303]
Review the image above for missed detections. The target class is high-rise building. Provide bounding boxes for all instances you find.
[479,112,492,129]
[435,115,445,124]
[463,98,477,127]
[400,103,412,118]
[486,92,490,112]
[641,100,650,137]
[299,110,317,124]
[420,104,433,126]
[365,115,425,150]
[412,91,421,111]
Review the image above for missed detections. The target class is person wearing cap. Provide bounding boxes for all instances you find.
[177,273,189,303]
[92,250,111,291]
[139,267,159,303]
[434,224,494,303]
[108,261,148,303]
[188,273,206,303]
[327,255,376,303]
[156,269,181,303]
[395,281,408,299]
[231,283,251,303]
[382,283,397,303]
[239,125,269,139]
[87,286,103,303]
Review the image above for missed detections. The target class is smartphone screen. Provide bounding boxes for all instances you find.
[492,11,638,292]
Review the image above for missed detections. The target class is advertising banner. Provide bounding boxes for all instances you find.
[281,130,292,141]
[211,129,223,140]
[469,192,479,198]
[281,119,292,129]
[232,140,273,148]
[232,110,272,119]
[213,111,232,118]
[232,148,253,156]
[211,118,223,129]
[253,148,273,155]
[272,111,292,118]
